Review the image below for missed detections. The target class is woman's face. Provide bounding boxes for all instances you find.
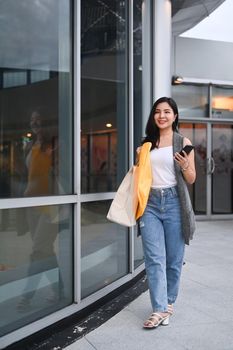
[30,112,42,135]
[154,102,176,130]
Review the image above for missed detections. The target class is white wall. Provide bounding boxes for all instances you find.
[172,36,233,81]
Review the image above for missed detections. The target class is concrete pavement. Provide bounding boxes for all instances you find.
[65,220,233,350]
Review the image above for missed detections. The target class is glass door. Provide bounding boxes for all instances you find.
[179,122,233,216]
[173,83,233,218]
[211,124,233,214]
[211,85,233,215]
[172,83,209,216]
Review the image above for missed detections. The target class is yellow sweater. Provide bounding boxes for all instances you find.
[27,144,52,196]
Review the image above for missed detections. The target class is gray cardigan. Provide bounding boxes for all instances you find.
[173,132,196,245]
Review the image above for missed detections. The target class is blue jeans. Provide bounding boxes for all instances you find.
[139,186,185,312]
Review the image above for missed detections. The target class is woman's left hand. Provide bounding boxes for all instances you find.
[174,151,189,171]
[174,138,196,184]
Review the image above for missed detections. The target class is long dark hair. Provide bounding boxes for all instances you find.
[142,97,179,150]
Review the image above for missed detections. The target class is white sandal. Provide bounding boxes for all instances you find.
[143,312,170,329]
[168,304,174,315]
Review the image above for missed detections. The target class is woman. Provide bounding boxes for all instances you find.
[137,97,196,329]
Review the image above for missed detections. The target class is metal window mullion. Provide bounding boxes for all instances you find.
[128,1,134,168]
[128,0,134,274]
[206,84,212,218]
[206,123,212,218]
[74,0,81,304]
[80,192,116,202]
[0,195,77,209]
[208,83,212,119]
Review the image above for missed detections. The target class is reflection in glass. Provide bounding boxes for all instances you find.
[0,0,72,198]
[81,1,127,193]
[81,201,128,298]
[23,111,57,197]
[179,123,207,214]
[0,204,73,336]
[212,86,233,119]
[172,84,208,119]
[134,228,144,268]
[212,125,233,214]
[81,132,117,193]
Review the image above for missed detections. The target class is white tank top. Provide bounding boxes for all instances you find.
[150,146,177,189]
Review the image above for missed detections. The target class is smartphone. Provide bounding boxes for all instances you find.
[179,145,194,156]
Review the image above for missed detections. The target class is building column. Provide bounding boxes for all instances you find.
[153,0,172,101]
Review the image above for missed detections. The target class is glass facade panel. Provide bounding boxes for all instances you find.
[212,124,233,214]
[212,86,233,119]
[0,204,73,336]
[81,1,128,193]
[179,123,207,214]
[133,0,144,268]
[0,1,73,199]
[172,84,208,119]
[81,201,128,298]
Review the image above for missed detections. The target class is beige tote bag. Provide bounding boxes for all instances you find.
[107,165,138,226]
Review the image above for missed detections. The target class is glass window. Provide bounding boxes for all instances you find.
[0,204,73,336]
[81,1,128,193]
[0,1,73,199]
[172,84,208,119]
[81,132,117,193]
[212,86,233,119]
[81,201,128,298]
